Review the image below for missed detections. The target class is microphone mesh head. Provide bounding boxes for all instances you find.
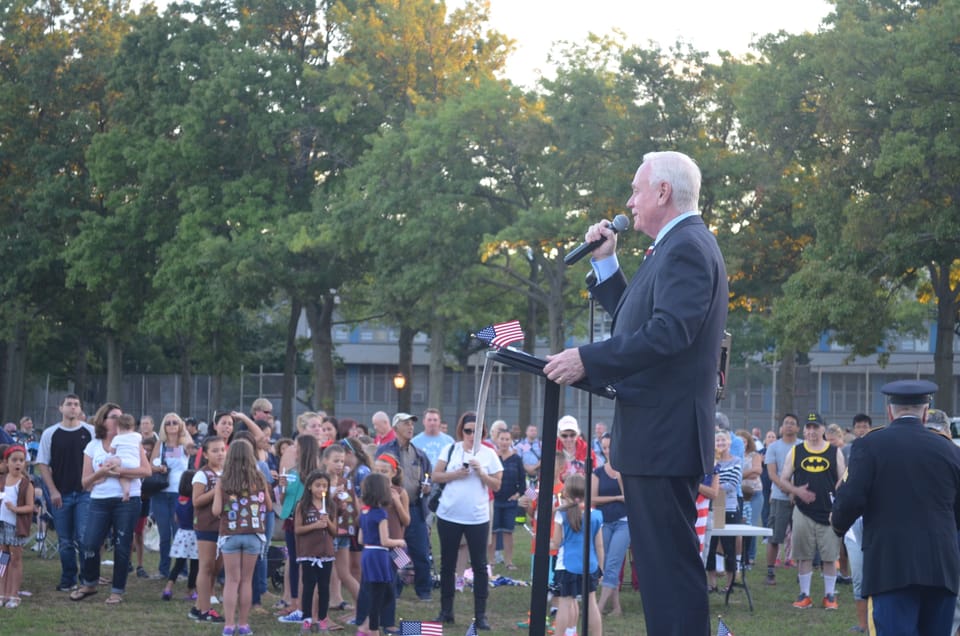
[611,214,630,233]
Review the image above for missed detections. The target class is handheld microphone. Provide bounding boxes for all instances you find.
[563,214,630,265]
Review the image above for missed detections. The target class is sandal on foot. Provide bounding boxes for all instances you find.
[5,597,20,608]
[70,587,98,601]
[105,594,123,605]
[332,601,353,611]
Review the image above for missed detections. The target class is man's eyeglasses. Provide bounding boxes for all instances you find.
[462,428,475,435]
[559,432,577,439]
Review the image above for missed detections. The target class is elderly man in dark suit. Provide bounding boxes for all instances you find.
[545,150,728,636]
[831,379,960,636]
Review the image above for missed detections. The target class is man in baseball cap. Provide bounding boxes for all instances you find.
[780,409,845,610]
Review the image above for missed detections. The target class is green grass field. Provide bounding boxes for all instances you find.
[3,532,859,635]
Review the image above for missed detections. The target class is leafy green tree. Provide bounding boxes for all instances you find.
[322,0,512,412]
[744,0,960,413]
[0,0,132,411]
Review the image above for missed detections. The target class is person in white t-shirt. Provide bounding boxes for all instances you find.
[71,403,151,605]
[431,412,503,631]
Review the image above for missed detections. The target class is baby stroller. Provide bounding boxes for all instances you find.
[29,475,57,559]
[267,544,286,592]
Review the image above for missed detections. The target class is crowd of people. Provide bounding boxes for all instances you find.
[0,396,613,634]
[3,387,955,636]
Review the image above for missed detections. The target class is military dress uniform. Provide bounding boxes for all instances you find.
[832,380,960,635]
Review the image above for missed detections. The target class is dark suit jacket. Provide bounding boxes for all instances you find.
[579,216,728,477]
[831,417,960,597]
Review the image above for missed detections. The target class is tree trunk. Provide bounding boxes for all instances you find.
[397,326,414,414]
[305,296,337,414]
[74,340,89,404]
[179,344,192,416]
[931,262,958,416]
[778,352,797,419]
[211,331,223,412]
[428,318,446,413]
[454,346,472,419]
[2,323,28,423]
[105,333,123,404]
[518,257,539,430]
[283,298,302,437]
[547,263,566,413]
[0,338,6,420]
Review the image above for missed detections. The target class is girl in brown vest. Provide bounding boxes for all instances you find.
[0,446,34,608]
[214,439,272,636]
[295,470,337,634]
[191,436,226,623]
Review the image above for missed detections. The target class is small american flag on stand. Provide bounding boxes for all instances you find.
[717,616,735,636]
[391,546,412,569]
[475,320,524,348]
[399,620,443,635]
[464,621,479,636]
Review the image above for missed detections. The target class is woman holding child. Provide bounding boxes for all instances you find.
[72,403,152,605]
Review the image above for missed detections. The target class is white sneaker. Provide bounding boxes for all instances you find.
[210,595,220,605]
[278,610,304,624]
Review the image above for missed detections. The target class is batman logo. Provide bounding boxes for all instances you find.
[801,456,830,473]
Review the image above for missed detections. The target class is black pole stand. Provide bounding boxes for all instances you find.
[529,380,560,636]
[580,276,596,636]
[485,348,615,636]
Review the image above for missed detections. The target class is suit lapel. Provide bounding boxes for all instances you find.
[610,216,705,329]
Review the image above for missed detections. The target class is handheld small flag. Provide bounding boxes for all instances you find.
[717,616,735,636]
[524,483,538,501]
[392,547,412,569]
[464,621,479,636]
[0,551,9,578]
[399,620,444,635]
[475,320,524,348]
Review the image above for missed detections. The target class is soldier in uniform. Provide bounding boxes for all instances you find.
[831,379,960,636]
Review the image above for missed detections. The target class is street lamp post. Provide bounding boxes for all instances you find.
[393,372,406,411]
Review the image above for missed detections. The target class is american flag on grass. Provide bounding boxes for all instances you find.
[475,320,524,348]
[391,547,412,569]
[464,621,479,636]
[717,616,735,636]
[399,620,443,635]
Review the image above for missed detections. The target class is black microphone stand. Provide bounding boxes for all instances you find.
[580,271,597,636]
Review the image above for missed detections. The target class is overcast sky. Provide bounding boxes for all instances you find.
[138,0,834,86]
[450,0,833,86]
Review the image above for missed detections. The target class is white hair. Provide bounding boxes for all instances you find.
[643,151,701,212]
